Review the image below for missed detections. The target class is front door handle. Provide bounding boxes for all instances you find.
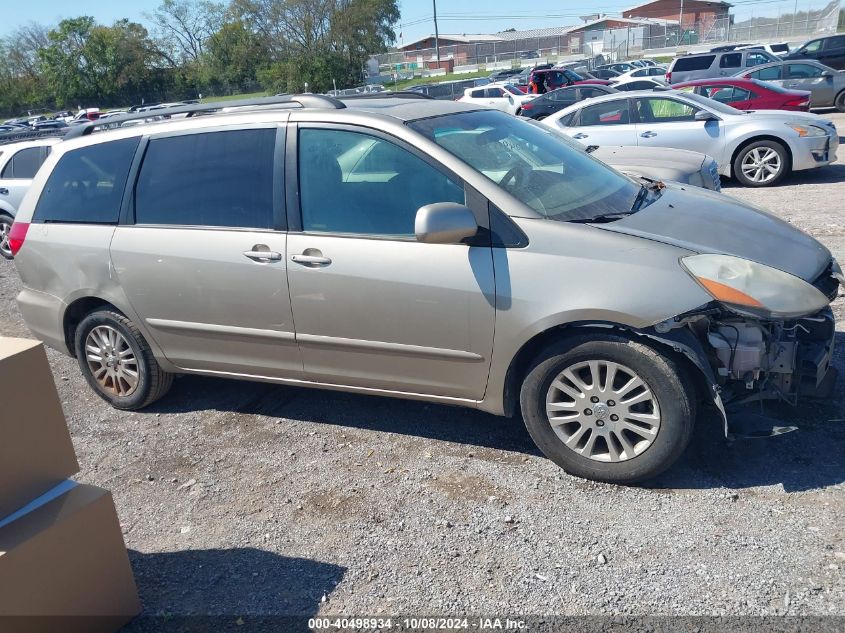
[243,247,282,262]
[572,132,589,139]
[640,131,657,138]
[292,254,332,266]
[0,188,8,195]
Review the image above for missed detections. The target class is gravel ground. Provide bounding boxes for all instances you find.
[1,114,844,624]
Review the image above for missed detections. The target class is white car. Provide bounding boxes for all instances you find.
[541,89,838,186]
[610,77,669,92]
[612,65,668,83]
[457,83,535,115]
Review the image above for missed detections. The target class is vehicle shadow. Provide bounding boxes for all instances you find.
[721,162,845,188]
[148,373,542,457]
[120,547,345,632]
[148,333,844,493]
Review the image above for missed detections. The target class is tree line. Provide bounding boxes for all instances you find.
[0,0,399,116]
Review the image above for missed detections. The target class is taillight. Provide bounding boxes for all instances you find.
[521,102,533,110]
[665,72,671,83]
[8,222,29,256]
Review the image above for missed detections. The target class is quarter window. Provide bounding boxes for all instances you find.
[1,147,44,179]
[135,129,275,228]
[298,129,464,237]
[34,138,139,224]
[578,100,632,126]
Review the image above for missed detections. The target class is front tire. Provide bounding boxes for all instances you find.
[835,90,845,113]
[519,334,695,484]
[0,214,14,260]
[74,309,173,410]
[732,140,789,187]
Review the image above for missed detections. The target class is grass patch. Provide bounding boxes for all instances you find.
[201,91,271,103]
[389,70,491,91]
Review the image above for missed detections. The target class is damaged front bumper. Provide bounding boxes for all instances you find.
[647,300,838,439]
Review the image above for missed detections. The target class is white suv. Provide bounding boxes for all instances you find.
[0,137,62,258]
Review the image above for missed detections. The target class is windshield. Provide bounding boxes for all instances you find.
[503,84,522,95]
[563,69,584,81]
[409,110,640,222]
[679,91,743,115]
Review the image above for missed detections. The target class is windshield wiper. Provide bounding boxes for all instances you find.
[569,211,636,224]
[631,183,650,212]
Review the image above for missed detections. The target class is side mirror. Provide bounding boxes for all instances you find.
[415,203,478,244]
[694,110,719,122]
[822,70,835,78]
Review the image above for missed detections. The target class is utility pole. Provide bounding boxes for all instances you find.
[678,0,684,45]
[792,0,798,37]
[433,0,441,66]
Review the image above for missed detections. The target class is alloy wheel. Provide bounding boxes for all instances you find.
[545,360,661,462]
[740,147,781,183]
[84,325,140,397]
[0,219,11,258]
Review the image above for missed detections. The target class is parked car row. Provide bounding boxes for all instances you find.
[542,90,838,187]
[6,94,841,485]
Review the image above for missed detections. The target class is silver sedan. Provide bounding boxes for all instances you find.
[541,90,838,186]
[733,60,845,112]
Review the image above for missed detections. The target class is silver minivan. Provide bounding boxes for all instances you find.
[667,49,778,83]
[9,95,842,484]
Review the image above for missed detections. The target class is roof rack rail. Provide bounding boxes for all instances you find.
[0,127,70,146]
[64,93,346,140]
[340,91,434,100]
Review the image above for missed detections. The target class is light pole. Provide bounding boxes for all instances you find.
[433,0,441,66]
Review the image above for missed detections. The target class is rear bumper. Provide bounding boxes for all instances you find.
[16,286,70,356]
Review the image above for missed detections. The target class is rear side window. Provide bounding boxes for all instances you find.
[750,65,782,80]
[720,53,742,68]
[786,63,823,79]
[34,138,139,224]
[2,147,43,179]
[135,129,275,228]
[579,100,631,126]
[673,55,715,71]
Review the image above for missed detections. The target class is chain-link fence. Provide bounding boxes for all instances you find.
[371,1,841,76]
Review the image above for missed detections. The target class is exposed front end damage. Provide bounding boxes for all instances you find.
[646,263,840,438]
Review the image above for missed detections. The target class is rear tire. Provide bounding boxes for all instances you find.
[835,90,845,113]
[519,333,695,484]
[74,309,173,410]
[732,139,789,187]
[0,214,13,260]
[535,114,548,121]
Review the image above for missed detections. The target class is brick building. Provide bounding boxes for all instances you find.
[623,0,732,32]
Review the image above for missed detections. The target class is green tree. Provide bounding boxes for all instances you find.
[203,19,266,93]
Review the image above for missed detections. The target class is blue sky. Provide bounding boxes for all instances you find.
[0,0,834,41]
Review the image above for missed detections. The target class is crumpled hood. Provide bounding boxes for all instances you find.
[595,184,831,282]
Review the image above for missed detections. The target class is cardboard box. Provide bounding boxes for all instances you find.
[0,337,80,518]
[0,483,141,633]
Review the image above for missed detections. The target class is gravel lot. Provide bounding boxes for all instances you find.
[1,113,844,624]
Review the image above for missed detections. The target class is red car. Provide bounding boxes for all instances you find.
[520,68,611,94]
[672,78,811,111]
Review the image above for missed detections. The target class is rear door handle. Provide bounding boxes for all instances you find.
[243,249,282,262]
[640,131,657,138]
[292,254,332,266]
[572,133,589,139]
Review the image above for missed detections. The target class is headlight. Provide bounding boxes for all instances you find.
[786,123,826,137]
[681,254,830,319]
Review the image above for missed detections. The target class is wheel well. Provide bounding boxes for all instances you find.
[63,297,120,357]
[729,135,792,177]
[835,88,845,105]
[502,323,710,418]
